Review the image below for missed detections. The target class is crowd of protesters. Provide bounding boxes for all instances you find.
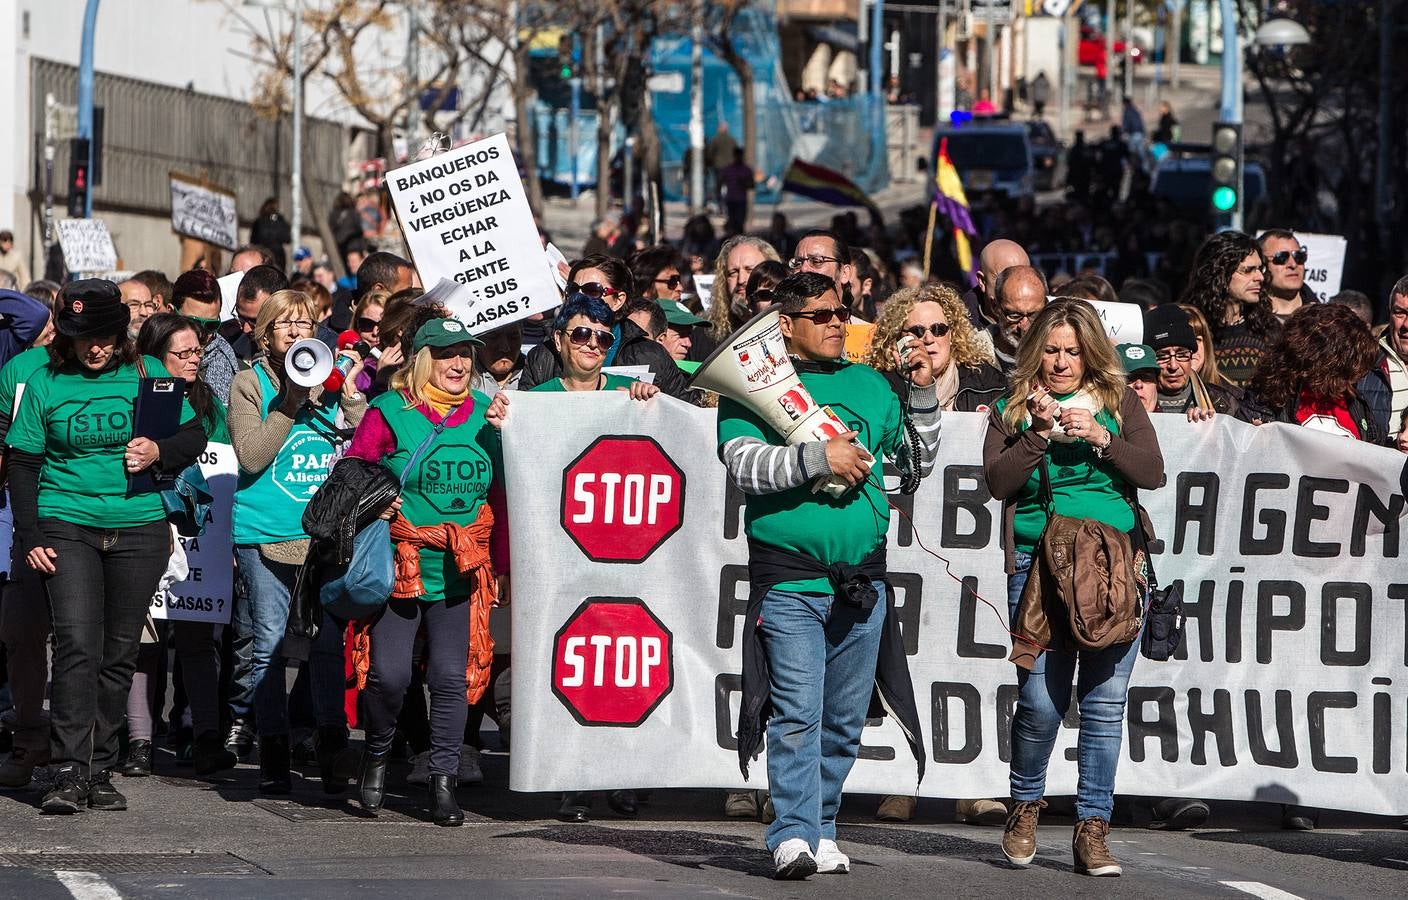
[0,193,1403,880]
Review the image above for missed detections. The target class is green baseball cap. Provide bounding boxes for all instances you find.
[658,299,708,328]
[412,316,485,353]
[1117,343,1159,376]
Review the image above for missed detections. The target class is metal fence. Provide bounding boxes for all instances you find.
[30,57,348,227]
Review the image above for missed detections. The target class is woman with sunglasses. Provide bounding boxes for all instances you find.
[865,282,1005,413]
[526,295,658,400]
[228,289,367,795]
[744,260,788,315]
[349,316,507,827]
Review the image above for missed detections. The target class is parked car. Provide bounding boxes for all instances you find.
[1025,119,1065,190]
[1151,153,1268,219]
[932,124,1036,200]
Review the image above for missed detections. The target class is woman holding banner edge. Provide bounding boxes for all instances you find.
[982,298,1164,877]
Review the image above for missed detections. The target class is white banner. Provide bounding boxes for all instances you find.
[169,174,239,251]
[57,218,118,274]
[151,443,236,624]
[503,393,1408,815]
[386,133,557,333]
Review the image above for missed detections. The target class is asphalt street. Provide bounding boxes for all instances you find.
[0,746,1402,899]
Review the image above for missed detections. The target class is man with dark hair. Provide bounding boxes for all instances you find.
[718,270,935,879]
[173,269,238,406]
[789,230,854,305]
[130,270,174,313]
[986,265,1048,373]
[622,298,667,339]
[1329,289,1372,325]
[1257,228,1315,322]
[629,245,683,302]
[231,265,291,361]
[1377,275,1408,435]
[228,244,276,275]
[330,251,415,332]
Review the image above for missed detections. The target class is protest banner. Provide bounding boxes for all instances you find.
[57,218,118,273]
[169,173,239,251]
[386,133,558,333]
[151,442,236,624]
[503,393,1408,816]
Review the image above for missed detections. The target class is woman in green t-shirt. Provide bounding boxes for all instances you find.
[522,294,660,399]
[982,298,1164,876]
[7,281,208,815]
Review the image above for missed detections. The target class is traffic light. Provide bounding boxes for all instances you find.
[1209,121,1242,215]
[558,35,574,80]
[67,137,91,218]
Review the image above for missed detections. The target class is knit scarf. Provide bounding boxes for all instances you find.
[934,361,962,411]
[423,382,469,417]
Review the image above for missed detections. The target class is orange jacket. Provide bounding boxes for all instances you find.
[350,502,497,704]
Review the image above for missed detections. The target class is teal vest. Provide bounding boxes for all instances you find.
[231,365,343,545]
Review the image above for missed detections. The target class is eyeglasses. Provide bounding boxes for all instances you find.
[125,300,163,314]
[1001,309,1038,325]
[749,289,775,306]
[356,316,381,332]
[429,345,476,360]
[167,345,205,361]
[271,319,315,332]
[1269,248,1308,266]
[788,254,842,270]
[904,322,951,340]
[568,281,617,300]
[564,326,616,349]
[654,274,682,289]
[1155,349,1194,363]
[787,306,853,325]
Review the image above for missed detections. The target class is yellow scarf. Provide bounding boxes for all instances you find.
[423,382,469,417]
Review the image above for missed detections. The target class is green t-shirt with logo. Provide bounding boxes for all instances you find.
[373,391,499,602]
[0,347,53,435]
[528,373,636,393]
[996,393,1134,552]
[716,361,902,594]
[7,354,194,529]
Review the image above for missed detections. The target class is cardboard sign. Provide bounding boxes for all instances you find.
[386,133,558,333]
[151,442,237,624]
[57,218,118,273]
[170,173,239,251]
[1296,233,1346,302]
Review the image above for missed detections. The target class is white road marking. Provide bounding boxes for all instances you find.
[1220,881,1306,900]
[54,871,123,900]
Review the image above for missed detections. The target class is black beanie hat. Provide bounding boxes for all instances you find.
[1143,304,1197,352]
[55,279,130,339]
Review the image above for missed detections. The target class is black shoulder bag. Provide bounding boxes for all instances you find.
[1128,502,1185,661]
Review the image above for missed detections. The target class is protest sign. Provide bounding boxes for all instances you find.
[386,133,558,333]
[1298,233,1346,301]
[57,218,118,273]
[693,274,715,309]
[504,394,1408,816]
[152,442,236,624]
[1088,299,1144,344]
[169,173,239,251]
[217,271,242,320]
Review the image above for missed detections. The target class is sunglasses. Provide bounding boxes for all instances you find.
[749,289,775,306]
[654,274,682,289]
[181,314,221,339]
[564,326,616,349]
[903,322,951,340]
[568,281,617,300]
[787,306,853,325]
[356,316,381,332]
[1269,248,1308,266]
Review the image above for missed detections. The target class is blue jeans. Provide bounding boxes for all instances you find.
[234,546,345,737]
[1007,550,1140,821]
[758,582,887,851]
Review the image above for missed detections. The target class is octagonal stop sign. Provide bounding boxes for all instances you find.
[552,598,674,727]
[560,435,685,563]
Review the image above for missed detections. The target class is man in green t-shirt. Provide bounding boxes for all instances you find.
[716,272,940,879]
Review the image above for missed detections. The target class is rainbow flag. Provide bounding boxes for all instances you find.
[932,138,977,284]
[780,158,877,211]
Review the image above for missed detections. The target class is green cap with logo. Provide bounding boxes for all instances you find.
[657,299,709,327]
[1116,343,1159,376]
[413,316,485,352]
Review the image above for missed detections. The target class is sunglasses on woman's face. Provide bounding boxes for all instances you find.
[654,274,682,289]
[749,289,775,307]
[903,322,951,340]
[1269,248,1308,266]
[568,281,615,300]
[564,326,616,349]
[356,316,381,332]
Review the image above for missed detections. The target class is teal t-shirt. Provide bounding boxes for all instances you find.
[716,361,902,594]
[529,373,636,393]
[996,393,1134,551]
[7,354,195,529]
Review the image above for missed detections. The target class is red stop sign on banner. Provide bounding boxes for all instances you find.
[560,435,685,563]
[552,598,674,727]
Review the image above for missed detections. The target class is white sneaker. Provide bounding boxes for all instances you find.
[458,745,484,785]
[815,839,850,875]
[406,751,431,786]
[772,838,817,880]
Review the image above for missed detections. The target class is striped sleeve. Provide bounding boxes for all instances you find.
[720,436,830,496]
[906,381,942,477]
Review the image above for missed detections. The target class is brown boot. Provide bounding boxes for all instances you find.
[1072,817,1122,876]
[1001,799,1046,866]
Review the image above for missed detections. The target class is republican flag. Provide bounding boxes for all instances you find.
[780,158,877,211]
[932,138,978,285]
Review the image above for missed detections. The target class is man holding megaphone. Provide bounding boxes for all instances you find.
[711,272,940,879]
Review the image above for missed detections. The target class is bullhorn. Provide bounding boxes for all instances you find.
[285,338,334,389]
[689,309,871,498]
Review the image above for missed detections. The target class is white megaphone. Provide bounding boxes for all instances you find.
[285,338,334,389]
[690,309,872,498]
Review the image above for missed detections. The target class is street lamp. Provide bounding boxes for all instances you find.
[246,0,304,254]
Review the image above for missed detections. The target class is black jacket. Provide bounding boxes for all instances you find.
[519,318,696,401]
[737,539,925,785]
[883,361,1007,413]
[1241,386,1386,445]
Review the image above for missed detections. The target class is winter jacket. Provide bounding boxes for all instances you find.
[0,291,51,371]
[884,361,1006,414]
[518,318,696,402]
[1240,386,1387,446]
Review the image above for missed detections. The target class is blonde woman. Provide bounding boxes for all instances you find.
[228,289,368,796]
[865,282,1005,412]
[982,299,1163,877]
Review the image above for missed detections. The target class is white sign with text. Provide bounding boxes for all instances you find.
[170,174,239,251]
[151,442,237,624]
[57,218,118,273]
